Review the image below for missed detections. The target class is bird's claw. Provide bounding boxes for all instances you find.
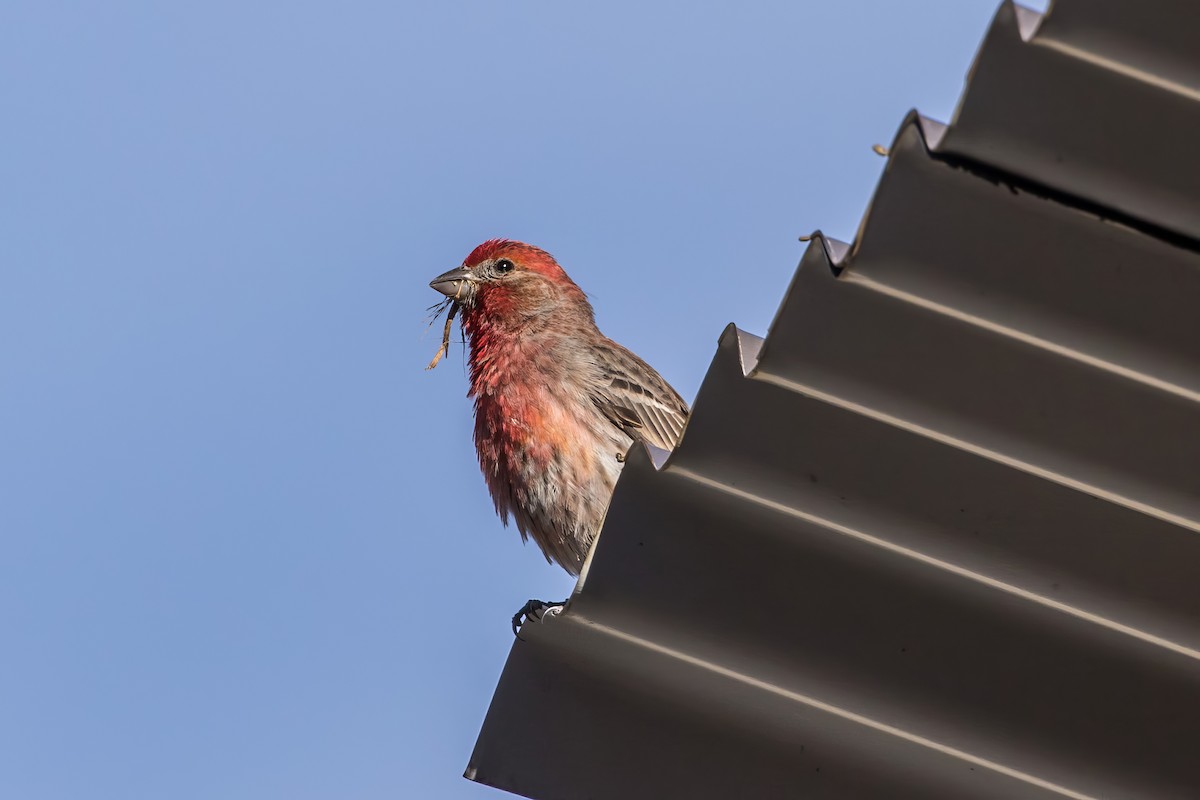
[512,598,566,638]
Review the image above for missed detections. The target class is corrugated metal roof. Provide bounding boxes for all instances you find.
[934,1,1200,242]
[465,2,1200,798]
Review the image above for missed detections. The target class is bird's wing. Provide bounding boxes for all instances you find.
[591,341,689,452]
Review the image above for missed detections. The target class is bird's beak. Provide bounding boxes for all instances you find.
[429,266,475,301]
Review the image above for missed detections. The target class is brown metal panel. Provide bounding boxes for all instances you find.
[940,2,1200,241]
[869,118,1200,395]
[1039,0,1200,91]
[468,583,1082,800]
[761,130,1200,531]
[693,324,1200,658]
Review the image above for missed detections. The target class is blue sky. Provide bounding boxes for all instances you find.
[0,1,1045,798]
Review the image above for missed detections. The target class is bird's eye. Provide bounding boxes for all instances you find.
[494,259,514,274]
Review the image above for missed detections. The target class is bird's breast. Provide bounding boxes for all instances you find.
[474,378,627,490]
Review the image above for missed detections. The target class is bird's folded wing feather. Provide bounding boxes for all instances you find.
[591,342,689,452]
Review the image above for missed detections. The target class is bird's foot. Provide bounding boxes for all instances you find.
[512,598,566,637]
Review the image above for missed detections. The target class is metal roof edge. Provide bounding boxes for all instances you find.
[901,113,1200,256]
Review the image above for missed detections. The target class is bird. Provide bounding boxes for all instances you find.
[429,239,689,631]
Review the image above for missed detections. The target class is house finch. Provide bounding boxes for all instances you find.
[429,239,689,629]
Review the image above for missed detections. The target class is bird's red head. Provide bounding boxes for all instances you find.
[462,239,563,278]
[429,239,590,328]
